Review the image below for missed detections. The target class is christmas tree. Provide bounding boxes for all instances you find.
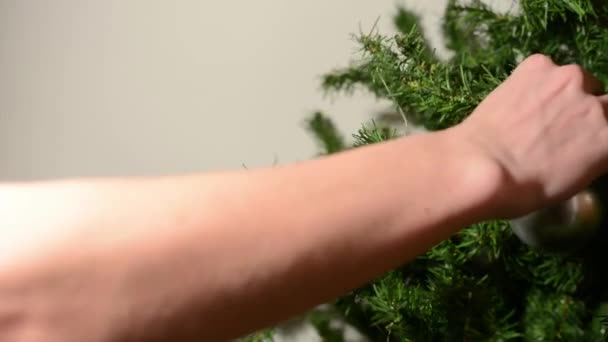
[247,0,608,340]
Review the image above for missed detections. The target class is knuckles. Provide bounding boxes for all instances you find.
[585,96,605,115]
[520,54,589,89]
[516,55,607,121]
[556,64,586,85]
[522,53,555,69]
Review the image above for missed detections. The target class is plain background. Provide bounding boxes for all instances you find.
[0,0,460,180]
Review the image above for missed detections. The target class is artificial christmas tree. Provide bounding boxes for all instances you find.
[247,0,608,340]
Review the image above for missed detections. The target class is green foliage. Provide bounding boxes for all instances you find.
[241,329,275,342]
[352,121,396,147]
[306,111,346,155]
[307,114,395,151]
[304,0,608,341]
[522,289,587,341]
[322,24,505,130]
[307,308,346,342]
[393,7,435,62]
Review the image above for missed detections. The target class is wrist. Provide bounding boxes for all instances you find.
[433,125,509,221]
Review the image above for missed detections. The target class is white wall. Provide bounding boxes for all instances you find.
[0,0,459,180]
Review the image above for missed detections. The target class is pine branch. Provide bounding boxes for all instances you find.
[523,289,587,341]
[307,309,346,342]
[302,0,608,340]
[240,329,275,342]
[305,112,346,155]
[393,7,437,63]
[352,121,395,147]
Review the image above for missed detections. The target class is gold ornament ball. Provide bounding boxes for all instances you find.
[510,190,603,253]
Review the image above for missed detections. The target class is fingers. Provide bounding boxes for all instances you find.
[596,95,608,167]
[600,94,608,117]
[517,54,605,95]
[555,63,605,96]
[513,53,556,74]
[570,65,605,96]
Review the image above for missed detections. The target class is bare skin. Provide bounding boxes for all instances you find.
[0,54,607,341]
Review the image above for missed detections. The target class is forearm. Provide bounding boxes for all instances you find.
[0,126,501,341]
[113,127,500,340]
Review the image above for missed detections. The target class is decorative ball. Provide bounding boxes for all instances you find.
[510,189,603,254]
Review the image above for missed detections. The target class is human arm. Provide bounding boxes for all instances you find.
[0,126,499,342]
[0,54,607,342]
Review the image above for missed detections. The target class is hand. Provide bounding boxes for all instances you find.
[457,54,608,218]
